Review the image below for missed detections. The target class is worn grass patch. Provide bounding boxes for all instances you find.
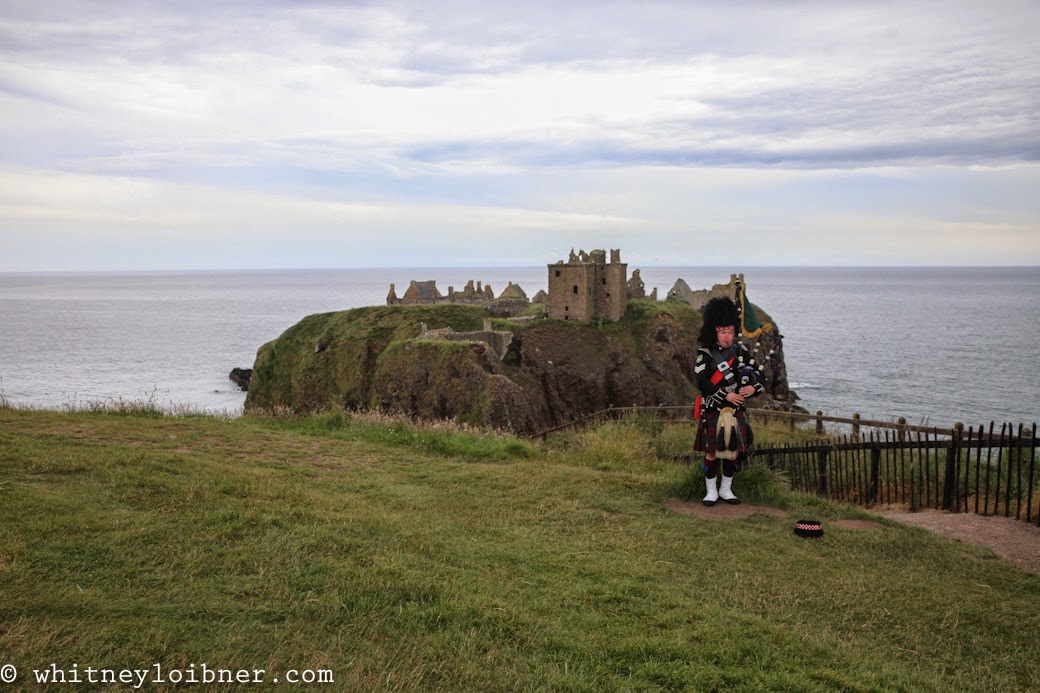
[2,409,1039,691]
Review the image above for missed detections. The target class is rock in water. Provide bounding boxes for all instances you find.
[229,367,252,391]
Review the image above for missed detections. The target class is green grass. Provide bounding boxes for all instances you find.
[251,407,539,461]
[2,408,1039,691]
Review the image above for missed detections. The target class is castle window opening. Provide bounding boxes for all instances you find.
[573,285,578,294]
[555,270,561,277]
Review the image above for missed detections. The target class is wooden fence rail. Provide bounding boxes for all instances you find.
[531,405,968,440]
[756,423,1040,526]
[533,405,694,440]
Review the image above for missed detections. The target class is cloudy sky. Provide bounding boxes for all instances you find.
[1,0,1038,271]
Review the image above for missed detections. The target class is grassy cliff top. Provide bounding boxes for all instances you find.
[246,301,708,415]
[2,406,1038,691]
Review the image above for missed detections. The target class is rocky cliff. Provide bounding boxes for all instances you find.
[245,301,796,434]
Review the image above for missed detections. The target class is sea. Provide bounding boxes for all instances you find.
[1,267,1037,428]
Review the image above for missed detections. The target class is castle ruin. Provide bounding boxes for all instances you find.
[667,273,744,310]
[419,319,515,360]
[387,278,503,306]
[547,248,628,322]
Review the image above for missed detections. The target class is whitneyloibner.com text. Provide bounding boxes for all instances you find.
[23,662,334,687]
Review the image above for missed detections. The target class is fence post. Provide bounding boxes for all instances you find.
[897,417,907,442]
[869,445,880,506]
[816,411,824,436]
[1006,423,1016,518]
[1027,424,1037,525]
[852,412,861,440]
[817,445,828,497]
[943,423,963,511]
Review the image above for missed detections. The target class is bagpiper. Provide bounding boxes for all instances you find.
[693,296,764,505]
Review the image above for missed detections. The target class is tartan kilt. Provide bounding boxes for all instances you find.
[694,409,753,459]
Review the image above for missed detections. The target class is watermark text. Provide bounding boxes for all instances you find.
[0,663,333,687]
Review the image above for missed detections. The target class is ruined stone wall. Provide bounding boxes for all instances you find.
[548,263,594,321]
[420,322,515,359]
[596,261,628,322]
[667,273,743,310]
[425,330,514,359]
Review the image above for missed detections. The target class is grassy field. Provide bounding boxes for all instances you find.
[2,406,1039,691]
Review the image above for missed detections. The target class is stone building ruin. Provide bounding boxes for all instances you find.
[387,278,512,306]
[419,320,515,360]
[498,282,528,301]
[387,280,442,304]
[626,269,658,302]
[547,248,628,322]
[385,249,653,324]
[666,273,744,310]
[382,255,793,407]
[383,251,746,330]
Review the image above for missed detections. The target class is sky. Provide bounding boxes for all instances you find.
[1,0,1038,271]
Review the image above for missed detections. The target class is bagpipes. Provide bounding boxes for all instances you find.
[693,361,761,421]
[690,284,780,461]
[737,279,786,400]
[694,362,762,460]
[717,364,760,459]
[693,286,779,420]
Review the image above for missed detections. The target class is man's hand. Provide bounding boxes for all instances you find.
[738,385,756,398]
[725,391,744,405]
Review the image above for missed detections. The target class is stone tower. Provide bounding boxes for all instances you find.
[547,248,628,322]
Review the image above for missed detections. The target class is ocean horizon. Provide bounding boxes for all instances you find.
[2,266,1038,428]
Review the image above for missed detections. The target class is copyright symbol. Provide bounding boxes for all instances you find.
[0,664,16,683]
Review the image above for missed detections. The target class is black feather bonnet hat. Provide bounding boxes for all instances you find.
[698,296,740,347]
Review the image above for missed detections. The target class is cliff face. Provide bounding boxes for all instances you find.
[246,305,486,412]
[502,304,700,430]
[371,340,535,432]
[245,301,795,433]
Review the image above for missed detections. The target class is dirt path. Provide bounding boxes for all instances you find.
[664,499,1040,575]
[875,509,1040,575]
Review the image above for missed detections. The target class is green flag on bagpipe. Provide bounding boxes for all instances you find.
[739,283,774,338]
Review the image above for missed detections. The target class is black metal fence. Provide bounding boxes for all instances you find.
[757,423,1040,525]
[531,407,1039,524]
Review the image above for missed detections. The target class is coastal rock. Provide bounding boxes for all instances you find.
[229,367,252,391]
[504,313,696,429]
[244,302,798,433]
[371,340,535,431]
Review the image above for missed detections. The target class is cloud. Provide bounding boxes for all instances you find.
[2,162,1037,270]
[3,0,1037,172]
[0,1,1038,269]
[0,167,641,231]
